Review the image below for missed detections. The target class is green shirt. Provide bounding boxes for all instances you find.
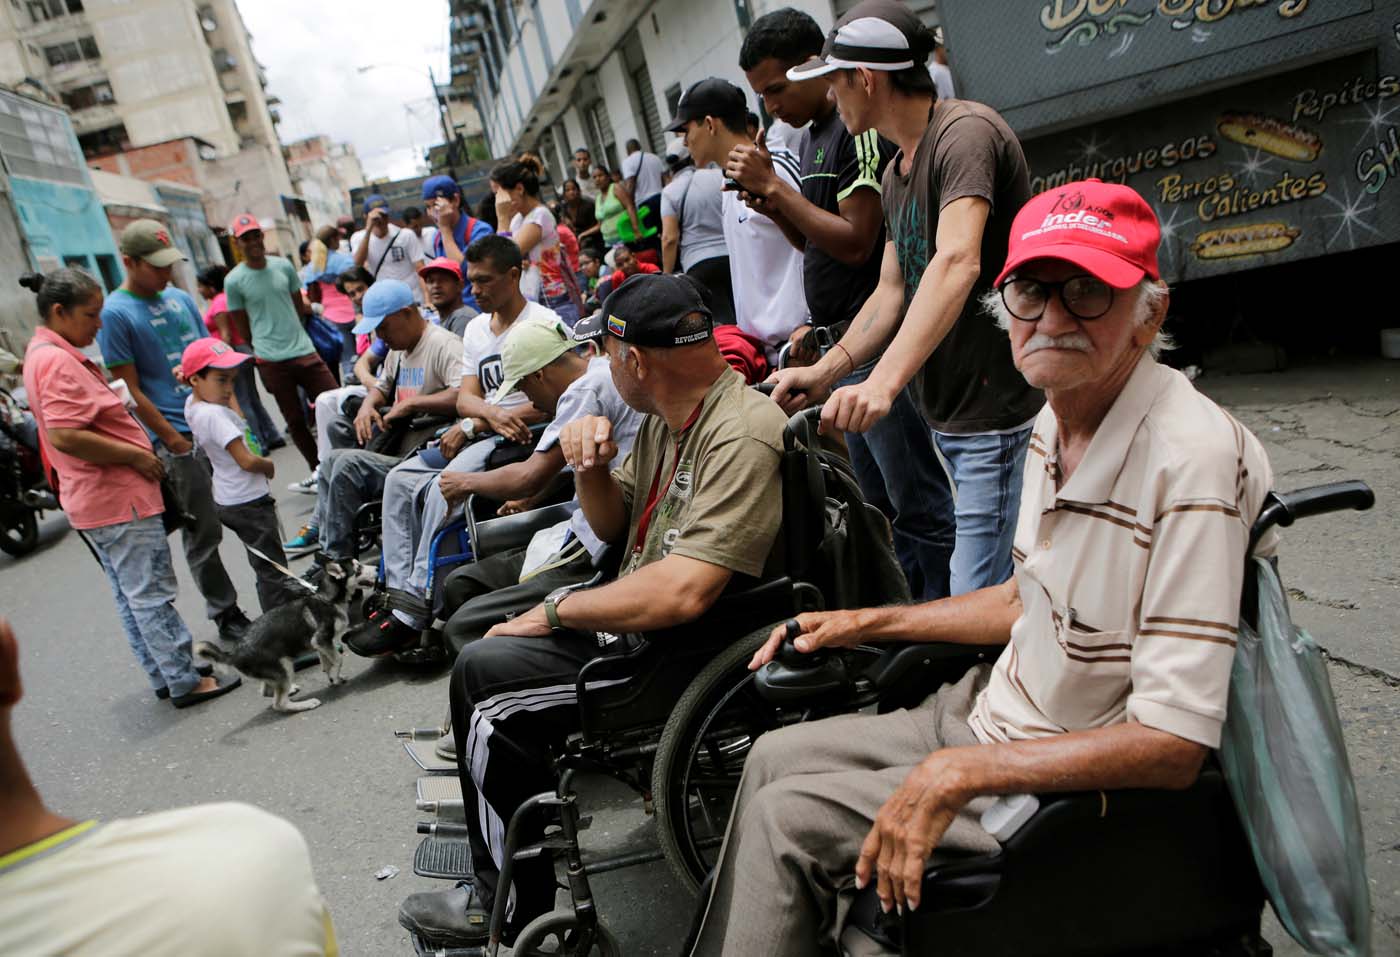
[224,257,314,363]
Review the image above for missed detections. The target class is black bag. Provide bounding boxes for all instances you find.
[158,474,194,535]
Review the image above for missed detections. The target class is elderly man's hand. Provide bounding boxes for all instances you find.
[856,752,973,914]
[439,424,469,460]
[749,610,866,670]
[559,415,618,472]
[354,403,385,445]
[438,470,474,505]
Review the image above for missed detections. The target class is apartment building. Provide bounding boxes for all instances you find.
[0,0,300,245]
[285,134,367,227]
[445,0,937,181]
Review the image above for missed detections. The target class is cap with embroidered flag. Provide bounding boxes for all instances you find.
[994,178,1162,290]
[229,213,262,238]
[353,279,417,334]
[119,219,186,267]
[181,336,251,378]
[787,0,936,81]
[572,273,712,347]
[490,317,576,403]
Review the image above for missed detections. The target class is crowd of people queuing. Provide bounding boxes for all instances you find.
[3,0,1287,953]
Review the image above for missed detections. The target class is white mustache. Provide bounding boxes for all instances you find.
[1022,332,1093,356]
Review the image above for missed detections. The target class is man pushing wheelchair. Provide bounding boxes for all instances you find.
[690,179,1278,955]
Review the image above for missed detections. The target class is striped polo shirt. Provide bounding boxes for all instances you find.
[968,354,1276,749]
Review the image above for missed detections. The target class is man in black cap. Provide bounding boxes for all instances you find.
[667,77,810,365]
[771,0,1043,599]
[398,274,789,948]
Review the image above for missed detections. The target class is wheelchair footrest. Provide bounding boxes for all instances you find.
[411,934,484,957]
[416,775,465,819]
[413,835,473,882]
[402,736,456,774]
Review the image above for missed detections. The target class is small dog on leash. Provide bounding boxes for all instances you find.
[194,560,355,713]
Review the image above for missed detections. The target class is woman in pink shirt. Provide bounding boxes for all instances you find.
[197,264,284,452]
[19,268,240,709]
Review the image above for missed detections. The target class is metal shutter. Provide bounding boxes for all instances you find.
[631,62,664,153]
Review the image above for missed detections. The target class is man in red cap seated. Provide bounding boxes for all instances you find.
[688,178,1279,956]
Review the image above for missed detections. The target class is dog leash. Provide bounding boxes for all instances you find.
[244,544,319,593]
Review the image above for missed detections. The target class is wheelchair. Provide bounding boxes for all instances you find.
[401,403,910,954]
[748,478,1375,957]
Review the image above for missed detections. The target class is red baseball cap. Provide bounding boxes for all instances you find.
[229,213,262,238]
[417,256,462,281]
[181,337,251,377]
[995,179,1161,290]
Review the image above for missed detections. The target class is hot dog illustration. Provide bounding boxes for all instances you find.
[1192,222,1301,260]
[1217,112,1322,162]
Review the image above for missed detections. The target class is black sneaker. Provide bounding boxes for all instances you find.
[215,606,253,642]
[344,614,420,657]
[398,882,489,947]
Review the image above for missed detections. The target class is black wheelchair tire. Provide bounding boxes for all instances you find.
[512,909,621,956]
[651,623,783,894]
[0,506,38,557]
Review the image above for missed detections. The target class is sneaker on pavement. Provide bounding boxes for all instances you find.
[287,469,319,494]
[214,606,253,642]
[283,525,320,557]
[399,882,488,948]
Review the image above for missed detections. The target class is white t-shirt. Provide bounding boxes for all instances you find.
[621,150,664,200]
[536,356,645,559]
[510,206,569,303]
[931,61,957,101]
[722,148,810,359]
[0,803,336,957]
[461,301,565,412]
[184,396,270,506]
[362,224,426,297]
[417,224,440,253]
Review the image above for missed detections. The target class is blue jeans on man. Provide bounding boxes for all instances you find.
[933,427,1033,596]
[840,361,955,600]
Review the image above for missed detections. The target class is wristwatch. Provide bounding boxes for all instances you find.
[460,418,476,440]
[543,585,573,629]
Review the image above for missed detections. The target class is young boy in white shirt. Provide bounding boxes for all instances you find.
[181,337,301,612]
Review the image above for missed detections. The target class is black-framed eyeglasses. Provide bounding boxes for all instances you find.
[1000,276,1114,322]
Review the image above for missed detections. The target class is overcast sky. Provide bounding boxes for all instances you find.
[238,0,452,183]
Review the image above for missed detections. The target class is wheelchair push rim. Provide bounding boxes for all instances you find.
[511,908,621,956]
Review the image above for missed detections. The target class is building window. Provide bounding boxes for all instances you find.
[94,254,121,293]
[43,36,100,67]
[75,122,129,159]
[61,81,115,111]
[211,48,237,73]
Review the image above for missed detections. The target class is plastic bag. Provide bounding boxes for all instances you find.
[1219,557,1371,956]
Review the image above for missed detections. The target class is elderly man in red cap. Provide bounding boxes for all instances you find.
[689,179,1279,956]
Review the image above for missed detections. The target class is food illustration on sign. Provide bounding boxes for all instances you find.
[1192,222,1301,259]
[1217,112,1323,162]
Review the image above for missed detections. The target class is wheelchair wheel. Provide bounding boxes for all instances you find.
[512,909,621,955]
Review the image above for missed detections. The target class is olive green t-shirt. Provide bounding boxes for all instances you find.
[612,368,785,579]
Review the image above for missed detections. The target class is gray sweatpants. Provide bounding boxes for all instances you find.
[157,444,238,621]
[377,436,497,599]
[691,663,998,957]
[216,495,302,613]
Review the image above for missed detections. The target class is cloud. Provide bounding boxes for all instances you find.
[237,0,450,181]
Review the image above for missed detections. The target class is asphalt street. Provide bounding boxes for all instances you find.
[3,357,1396,956]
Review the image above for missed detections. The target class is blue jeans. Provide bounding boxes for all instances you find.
[840,362,956,600]
[933,427,1033,596]
[232,344,284,450]
[82,514,202,697]
[542,292,580,328]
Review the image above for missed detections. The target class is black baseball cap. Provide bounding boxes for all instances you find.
[574,274,712,347]
[787,0,935,81]
[664,77,748,133]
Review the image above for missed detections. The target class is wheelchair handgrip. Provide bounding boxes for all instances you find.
[1249,480,1373,553]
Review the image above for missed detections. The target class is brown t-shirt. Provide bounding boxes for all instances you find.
[612,368,786,579]
[881,99,1044,434]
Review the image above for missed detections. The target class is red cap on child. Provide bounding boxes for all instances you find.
[181,337,251,378]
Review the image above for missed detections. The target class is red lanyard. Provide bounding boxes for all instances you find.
[632,399,704,556]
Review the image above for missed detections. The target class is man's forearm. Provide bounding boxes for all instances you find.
[48,428,144,467]
[354,354,380,390]
[764,181,876,263]
[754,186,809,253]
[574,468,627,545]
[455,393,495,422]
[462,451,559,502]
[409,389,459,417]
[854,578,1020,646]
[937,722,1209,807]
[867,254,980,401]
[804,283,901,386]
[353,231,371,267]
[553,558,725,632]
[128,387,184,447]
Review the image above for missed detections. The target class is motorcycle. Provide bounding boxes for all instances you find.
[0,386,57,557]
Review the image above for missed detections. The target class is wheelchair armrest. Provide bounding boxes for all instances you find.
[408,414,454,431]
[467,500,578,558]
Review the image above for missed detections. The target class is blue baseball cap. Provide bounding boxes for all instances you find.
[353,279,417,334]
[364,193,390,215]
[421,175,461,201]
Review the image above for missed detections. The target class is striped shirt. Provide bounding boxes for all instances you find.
[967,354,1276,748]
